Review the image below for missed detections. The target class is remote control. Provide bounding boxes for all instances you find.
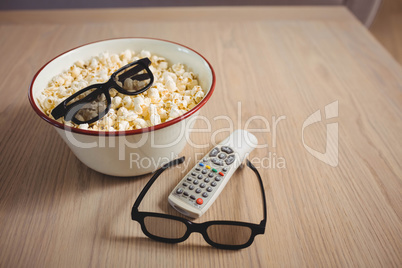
[168,130,258,218]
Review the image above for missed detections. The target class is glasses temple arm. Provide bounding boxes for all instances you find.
[51,102,67,120]
[132,157,185,213]
[246,160,267,225]
[114,58,152,82]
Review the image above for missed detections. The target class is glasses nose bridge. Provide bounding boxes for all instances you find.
[187,222,205,235]
[101,79,115,90]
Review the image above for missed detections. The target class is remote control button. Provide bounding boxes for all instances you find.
[176,188,184,194]
[183,191,189,196]
[197,175,203,180]
[189,185,195,190]
[202,192,208,198]
[211,158,223,166]
[186,177,192,181]
[199,163,205,167]
[195,188,201,194]
[212,168,217,173]
[221,146,234,154]
[195,167,201,171]
[202,170,207,174]
[208,173,214,178]
[190,195,196,200]
[211,181,217,187]
[204,178,210,183]
[209,148,219,157]
[222,167,228,172]
[193,179,199,185]
[182,182,188,187]
[206,165,211,169]
[219,172,224,176]
[203,158,208,162]
[225,155,235,165]
[191,172,197,176]
[200,183,206,188]
[207,187,213,192]
[215,177,221,181]
[196,198,203,205]
[218,153,226,159]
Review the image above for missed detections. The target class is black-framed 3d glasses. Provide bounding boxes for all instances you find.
[51,57,154,125]
[131,157,267,250]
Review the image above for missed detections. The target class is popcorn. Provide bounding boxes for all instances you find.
[140,50,151,58]
[118,120,130,131]
[111,96,122,109]
[52,75,65,86]
[75,60,85,68]
[110,54,119,63]
[38,50,205,131]
[158,108,168,120]
[90,58,98,69]
[194,90,205,103]
[133,118,148,129]
[100,117,114,128]
[148,87,160,102]
[70,66,81,78]
[150,114,161,126]
[98,69,109,82]
[159,61,168,69]
[169,107,183,119]
[107,109,117,121]
[78,123,89,130]
[43,96,55,110]
[117,107,128,116]
[109,88,118,97]
[188,101,197,110]
[172,63,185,76]
[125,111,138,121]
[148,104,158,115]
[165,77,177,92]
[178,95,190,109]
[99,52,110,65]
[163,72,177,83]
[57,86,68,98]
[121,49,132,61]
[122,96,132,109]
[123,78,134,91]
[133,96,145,114]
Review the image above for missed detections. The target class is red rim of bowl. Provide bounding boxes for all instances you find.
[28,37,216,136]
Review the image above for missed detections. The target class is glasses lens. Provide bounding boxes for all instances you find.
[143,216,187,239]
[114,63,151,93]
[66,92,108,123]
[206,224,252,246]
[66,88,97,106]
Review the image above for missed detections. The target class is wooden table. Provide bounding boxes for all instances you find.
[0,6,401,268]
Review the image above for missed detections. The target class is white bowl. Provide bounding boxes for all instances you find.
[29,38,215,176]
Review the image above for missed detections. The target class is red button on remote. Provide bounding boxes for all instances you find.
[196,198,203,205]
[218,172,224,176]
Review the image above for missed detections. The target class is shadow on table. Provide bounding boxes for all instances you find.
[0,102,146,212]
[112,236,218,251]
[2,102,228,258]
[100,184,221,253]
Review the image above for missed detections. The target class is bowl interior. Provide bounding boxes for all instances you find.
[31,38,214,116]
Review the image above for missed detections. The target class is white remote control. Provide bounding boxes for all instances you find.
[168,130,258,218]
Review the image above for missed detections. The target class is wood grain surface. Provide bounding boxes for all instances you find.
[370,0,402,64]
[0,6,401,268]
